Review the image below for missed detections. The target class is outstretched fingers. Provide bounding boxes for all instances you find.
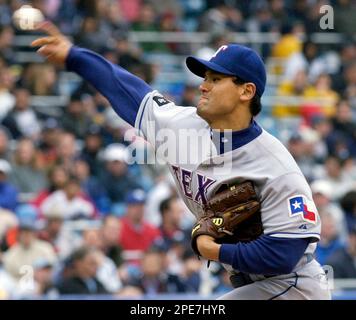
[31,36,57,48]
[37,44,51,56]
[29,21,70,65]
[31,21,63,48]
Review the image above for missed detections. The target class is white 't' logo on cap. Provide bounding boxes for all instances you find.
[212,45,228,58]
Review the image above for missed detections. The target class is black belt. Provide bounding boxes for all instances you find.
[230,272,276,288]
[230,253,315,288]
[230,273,254,288]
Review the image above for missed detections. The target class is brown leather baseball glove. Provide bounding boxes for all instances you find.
[191,181,263,256]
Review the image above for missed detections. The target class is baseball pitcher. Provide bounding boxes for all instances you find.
[31,22,331,300]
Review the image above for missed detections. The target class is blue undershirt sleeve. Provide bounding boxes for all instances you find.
[219,235,310,275]
[65,46,152,127]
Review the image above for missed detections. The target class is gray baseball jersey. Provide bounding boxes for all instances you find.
[64,45,331,299]
[135,91,331,299]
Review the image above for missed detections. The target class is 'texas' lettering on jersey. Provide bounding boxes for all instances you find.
[171,165,216,206]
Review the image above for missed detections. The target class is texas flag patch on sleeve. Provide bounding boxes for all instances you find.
[288,195,317,224]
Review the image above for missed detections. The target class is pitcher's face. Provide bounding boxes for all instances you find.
[197,71,245,124]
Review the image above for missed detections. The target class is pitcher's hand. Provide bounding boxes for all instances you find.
[31,21,72,66]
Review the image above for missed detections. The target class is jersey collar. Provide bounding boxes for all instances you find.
[210,120,262,154]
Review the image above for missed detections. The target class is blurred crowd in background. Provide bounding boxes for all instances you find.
[0,0,356,299]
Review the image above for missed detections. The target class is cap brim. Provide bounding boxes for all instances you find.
[186,56,235,78]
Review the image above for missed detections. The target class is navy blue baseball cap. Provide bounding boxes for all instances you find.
[186,44,266,97]
[125,189,146,205]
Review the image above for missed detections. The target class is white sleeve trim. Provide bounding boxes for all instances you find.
[267,232,320,240]
[134,90,156,135]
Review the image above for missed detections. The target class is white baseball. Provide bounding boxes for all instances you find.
[13,5,44,30]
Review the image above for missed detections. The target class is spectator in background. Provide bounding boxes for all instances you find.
[128,247,186,294]
[0,159,18,212]
[25,63,59,96]
[269,0,289,25]
[160,237,193,281]
[2,219,57,280]
[315,210,345,266]
[158,11,187,54]
[79,93,103,128]
[340,190,356,230]
[81,227,122,293]
[343,157,356,182]
[125,137,155,193]
[1,0,356,298]
[0,66,15,121]
[179,85,199,106]
[318,156,354,201]
[0,208,18,246]
[119,0,143,22]
[157,196,188,250]
[213,269,233,295]
[273,70,311,117]
[80,125,103,177]
[61,95,95,140]
[30,258,59,298]
[101,107,132,146]
[326,222,356,279]
[1,87,42,140]
[119,189,161,263]
[76,0,105,17]
[143,173,174,226]
[0,25,14,64]
[147,0,182,19]
[178,0,206,32]
[310,115,333,163]
[37,216,64,251]
[9,138,48,194]
[99,144,142,214]
[0,263,17,299]
[102,0,129,35]
[286,133,315,182]
[245,2,275,34]
[31,165,69,211]
[302,73,339,121]
[132,3,168,52]
[179,249,202,293]
[55,0,81,34]
[334,0,356,36]
[311,179,349,243]
[1,204,39,251]
[40,175,96,220]
[332,42,356,94]
[271,22,304,72]
[111,32,141,72]
[55,132,78,172]
[74,16,111,52]
[198,3,246,34]
[283,40,321,82]
[72,157,110,214]
[303,0,329,34]
[57,246,109,295]
[100,215,123,268]
[126,62,155,92]
[37,215,81,259]
[331,100,356,157]
[0,126,11,161]
[37,117,62,171]
[342,61,356,102]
